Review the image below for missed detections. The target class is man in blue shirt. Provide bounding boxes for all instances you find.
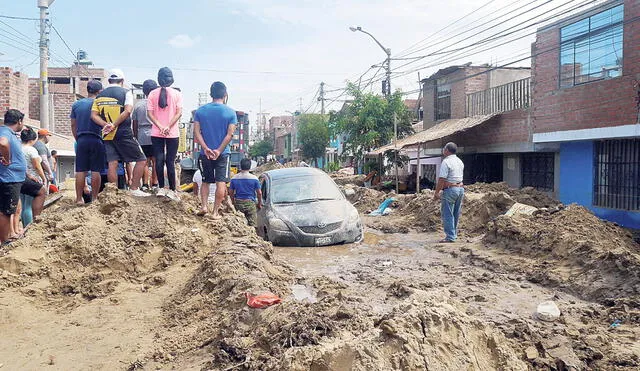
[229,158,262,227]
[0,109,27,243]
[193,81,238,218]
[71,79,104,204]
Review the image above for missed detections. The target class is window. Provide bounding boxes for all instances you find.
[521,153,555,192]
[560,4,624,87]
[435,81,451,120]
[594,139,640,210]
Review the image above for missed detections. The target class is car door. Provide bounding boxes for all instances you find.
[256,175,269,238]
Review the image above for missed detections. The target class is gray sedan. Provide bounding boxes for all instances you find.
[257,167,363,247]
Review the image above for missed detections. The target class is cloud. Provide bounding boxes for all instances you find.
[167,34,202,49]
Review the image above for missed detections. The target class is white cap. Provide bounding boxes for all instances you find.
[108,68,125,81]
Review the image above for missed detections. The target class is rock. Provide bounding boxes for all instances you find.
[525,346,539,360]
[536,301,561,322]
[344,188,356,196]
[520,283,532,289]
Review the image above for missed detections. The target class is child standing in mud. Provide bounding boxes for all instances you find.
[229,158,262,228]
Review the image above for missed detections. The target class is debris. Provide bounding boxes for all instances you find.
[369,198,396,216]
[525,346,539,360]
[536,301,561,322]
[609,319,622,329]
[245,292,282,309]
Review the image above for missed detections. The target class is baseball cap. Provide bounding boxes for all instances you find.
[38,129,52,136]
[108,68,125,81]
[87,79,103,94]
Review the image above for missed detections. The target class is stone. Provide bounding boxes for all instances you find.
[525,346,539,360]
[536,301,561,322]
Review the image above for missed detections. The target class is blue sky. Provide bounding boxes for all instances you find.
[1,0,598,132]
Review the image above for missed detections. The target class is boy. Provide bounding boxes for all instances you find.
[229,158,262,227]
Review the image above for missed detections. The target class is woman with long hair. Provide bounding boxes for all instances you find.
[147,67,183,200]
[20,127,46,226]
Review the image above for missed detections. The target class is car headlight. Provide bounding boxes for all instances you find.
[269,217,290,231]
[348,208,360,223]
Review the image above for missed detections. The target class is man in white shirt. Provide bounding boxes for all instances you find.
[433,142,464,243]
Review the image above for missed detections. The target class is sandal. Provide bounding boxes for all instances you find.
[196,210,207,217]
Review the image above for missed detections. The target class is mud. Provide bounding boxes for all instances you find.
[465,182,560,209]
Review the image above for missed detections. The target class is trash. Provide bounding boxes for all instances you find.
[191,228,200,233]
[245,292,282,309]
[504,202,538,217]
[609,319,622,329]
[536,301,561,322]
[369,198,395,216]
[382,260,393,267]
[344,188,356,196]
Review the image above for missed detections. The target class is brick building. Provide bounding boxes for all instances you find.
[531,0,640,227]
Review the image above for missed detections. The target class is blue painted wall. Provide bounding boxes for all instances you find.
[559,141,640,229]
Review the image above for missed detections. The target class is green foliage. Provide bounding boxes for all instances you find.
[327,161,341,172]
[331,83,414,166]
[297,114,330,162]
[249,139,274,158]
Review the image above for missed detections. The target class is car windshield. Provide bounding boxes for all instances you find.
[271,175,343,204]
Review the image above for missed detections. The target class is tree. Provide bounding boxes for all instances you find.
[330,83,414,168]
[297,114,329,167]
[249,139,273,159]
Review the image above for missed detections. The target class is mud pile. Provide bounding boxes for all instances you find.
[484,205,640,303]
[253,161,283,176]
[465,182,560,208]
[343,185,388,213]
[331,174,366,187]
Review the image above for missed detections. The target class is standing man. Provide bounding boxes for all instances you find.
[34,129,54,186]
[433,142,464,243]
[229,158,262,227]
[90,69,149,197]
[0,109,27,243]
[71,79,105,204]
[132,79,159,190]
[193,81,237,218]
[50,150,58,184]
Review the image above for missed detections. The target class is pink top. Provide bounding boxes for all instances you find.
[147,87,183,138]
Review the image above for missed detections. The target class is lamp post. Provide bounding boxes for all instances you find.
[350,26,398,193]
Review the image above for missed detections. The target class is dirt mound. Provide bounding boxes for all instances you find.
[465,182,559,208]
[253,161,283,176]
[331,174,366,187]
[343,186,388,213]
[484,205,640,303]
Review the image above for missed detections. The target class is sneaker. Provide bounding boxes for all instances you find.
[130,189,151,197]
[141,184,150,191]
[166,190,181,202]
[156,188,167,198]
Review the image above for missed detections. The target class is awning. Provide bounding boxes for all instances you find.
[368,113,498,155]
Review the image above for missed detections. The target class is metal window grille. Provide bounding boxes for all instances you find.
[521,153,555,192]
[435,83,451,121]
[594,139,640,210]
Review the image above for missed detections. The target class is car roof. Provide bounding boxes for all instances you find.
[264,167,326,180]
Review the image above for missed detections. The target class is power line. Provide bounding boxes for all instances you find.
[0,15,39,21]
[51,24,76,60]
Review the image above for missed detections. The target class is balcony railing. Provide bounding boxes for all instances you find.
[466,77,530,116]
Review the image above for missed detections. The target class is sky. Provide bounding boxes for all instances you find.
[0,0,607,133]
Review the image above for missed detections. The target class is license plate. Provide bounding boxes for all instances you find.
[315,236,332,246]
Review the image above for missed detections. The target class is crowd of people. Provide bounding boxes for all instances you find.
[0,67,265,243]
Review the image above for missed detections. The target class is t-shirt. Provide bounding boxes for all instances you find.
[91,85,134,141]
[193,169,217,203]
[439,154,464,183]
[71,97,101,138]
[22,144,42,181]
[132,99,153,146]
[33,141,51,172]
[230,171,260,202]
[193,103,238,155]
[0,125,26,183]
[147,87,182,138]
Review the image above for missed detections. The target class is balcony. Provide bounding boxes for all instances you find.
[466,77,530,117]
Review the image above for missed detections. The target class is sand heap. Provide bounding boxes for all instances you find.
[465,182,559,208]
[484,205,640,304]
[330,173,366,187]
[253,161,283,176]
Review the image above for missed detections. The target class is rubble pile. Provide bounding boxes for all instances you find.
[253,161,283,176]
[330,173,366,187]
[465,182,559,208]
[485,205,640,303]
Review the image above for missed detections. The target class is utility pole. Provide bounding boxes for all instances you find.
[319,82,325,115]
[299,97,303,113]
[385,51,391,99]
[38,0,54,130]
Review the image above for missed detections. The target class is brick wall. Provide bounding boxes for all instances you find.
[532,0,640,134]
[0,67,29,116]
[52,93,76,136]
[28,79,40,121]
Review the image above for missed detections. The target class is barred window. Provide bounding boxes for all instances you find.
[594,139,640,210]
[560,4,624,87]
[521,153,555,192]
[435,82,451,121]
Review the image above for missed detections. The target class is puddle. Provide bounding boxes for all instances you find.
[291,284,317,303]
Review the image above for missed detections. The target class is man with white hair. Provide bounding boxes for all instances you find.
[91,68,149,197]
[433,142,464,243]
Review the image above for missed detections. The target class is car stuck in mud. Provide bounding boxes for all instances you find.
[257,168,364,246]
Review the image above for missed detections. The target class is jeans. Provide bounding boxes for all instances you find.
[441,187,464,241]
[20,194,34,227]
[151,137,179,190]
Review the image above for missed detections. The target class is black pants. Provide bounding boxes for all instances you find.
[151,136,179,190]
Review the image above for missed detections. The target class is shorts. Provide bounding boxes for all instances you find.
[105,137,146,163]
[141,145,154,158]
[200,155,230,183]
[0,182,21,216]
[235,200,257,226]
[21,178,43,197]
[76,135,106,172]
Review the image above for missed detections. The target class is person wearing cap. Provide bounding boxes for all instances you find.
[193,81,237,218]
[90,68,149,197]
[71,79,105,204]
[34,128,54,186]
[147,67,183,201]
[132,79,159,191]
